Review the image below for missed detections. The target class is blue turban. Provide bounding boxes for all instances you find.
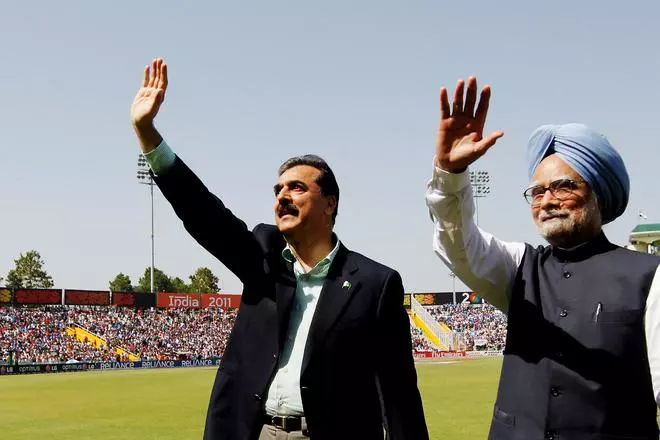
[526,123,629,224]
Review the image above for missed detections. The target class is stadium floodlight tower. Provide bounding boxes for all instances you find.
[137,154,155,294]
[469,170,491,226]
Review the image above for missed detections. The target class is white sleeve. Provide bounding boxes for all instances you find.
[425,162,526,313]
[644,264,660,407]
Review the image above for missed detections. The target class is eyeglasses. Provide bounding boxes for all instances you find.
[523,178,585,205]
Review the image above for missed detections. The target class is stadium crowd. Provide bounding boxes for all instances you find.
[409,319,441,353]
[70,307,236,360]
[0,307,116,364]
[1,303,506,364]
[427,304,507,351]
[0,306,236,364]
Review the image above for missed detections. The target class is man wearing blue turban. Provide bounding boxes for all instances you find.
[526,123,630,225]
[425,77,660,440]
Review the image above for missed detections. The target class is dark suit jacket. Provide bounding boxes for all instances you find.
[153,157,428,440]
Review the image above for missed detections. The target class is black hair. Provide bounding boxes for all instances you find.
[278,155,339,223]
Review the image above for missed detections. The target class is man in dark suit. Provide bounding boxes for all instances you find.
[426,76,660,439]
[130,58,428,440]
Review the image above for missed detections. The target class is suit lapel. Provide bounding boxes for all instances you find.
[276,258,297,350]
[301,245,360,374]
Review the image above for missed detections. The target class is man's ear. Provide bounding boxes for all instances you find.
[325,196,337,217]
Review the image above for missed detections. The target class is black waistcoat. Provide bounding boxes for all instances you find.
[488,232,660,440]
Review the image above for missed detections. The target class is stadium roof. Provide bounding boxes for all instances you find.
[631,223,660,234]
[629,223,660,245]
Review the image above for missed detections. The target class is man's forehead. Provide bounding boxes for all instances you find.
[278,165,321,183]
[531,154,582,185]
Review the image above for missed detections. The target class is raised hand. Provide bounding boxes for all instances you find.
[131,58,168,153]
[435,76,503,173]
[131,58,168,129]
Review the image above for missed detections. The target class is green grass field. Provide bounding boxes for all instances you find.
[0,358,502,439]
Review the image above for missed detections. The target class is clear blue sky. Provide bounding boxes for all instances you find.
[1,0,658,293]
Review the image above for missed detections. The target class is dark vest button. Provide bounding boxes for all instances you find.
[559,309,568,317]
[545,431,556,440]
[563,271,572,278]
[551,386,560,397]
[253,393,262,401]
[555,351,563,358]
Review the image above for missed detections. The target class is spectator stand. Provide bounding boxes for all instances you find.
[409,295,454,351]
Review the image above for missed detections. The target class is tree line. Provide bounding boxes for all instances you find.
[1,250,220,294]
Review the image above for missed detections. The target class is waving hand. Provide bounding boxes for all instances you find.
[435,77,503,172]
[131,58,168,153]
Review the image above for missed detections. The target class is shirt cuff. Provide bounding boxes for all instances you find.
[144,140,176,176]
[427,158,471,194]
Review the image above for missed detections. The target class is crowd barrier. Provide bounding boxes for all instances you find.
[413,350,503,359]
[0,358,222,376]
[2,352,501,375]
[0,288,241,309]
[0,287,487,309]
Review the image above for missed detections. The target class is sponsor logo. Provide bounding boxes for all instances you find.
[18,365,43,373]
[100,362,135,370]
[141,361,176,369]
[181,359,215,368]
[169,295,200,308]
[2,358,222,375]
[61,364,88,371]
[413,351,468,359]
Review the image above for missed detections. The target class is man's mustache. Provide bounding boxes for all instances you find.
[539,209,570,221]
[278,204,299,217]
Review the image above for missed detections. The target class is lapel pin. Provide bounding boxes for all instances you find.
[342,281,352,289]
